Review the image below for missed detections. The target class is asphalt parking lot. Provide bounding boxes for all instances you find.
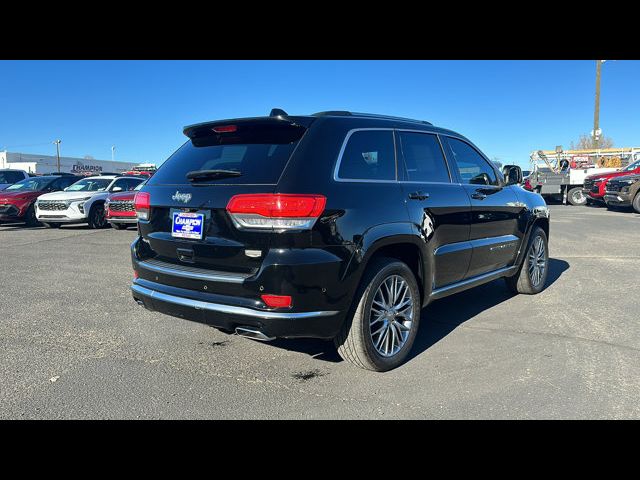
[1,204,639,419]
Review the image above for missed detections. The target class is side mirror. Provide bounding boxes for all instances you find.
[111,186,123,193]
[503,165,523,186]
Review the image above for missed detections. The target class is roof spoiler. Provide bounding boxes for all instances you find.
[183,110,313,139]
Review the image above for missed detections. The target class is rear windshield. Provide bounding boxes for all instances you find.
[0,171,25,184]
[148,123,306,186]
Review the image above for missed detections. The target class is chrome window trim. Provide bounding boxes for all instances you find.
[333,128,399,183]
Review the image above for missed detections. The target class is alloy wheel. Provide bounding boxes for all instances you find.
[369,275,414,357]
[528,236,546,287]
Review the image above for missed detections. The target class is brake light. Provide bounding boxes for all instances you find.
[213,125,237,133]
[261,294,292,308]
[226,194,326,231]
[134,191,150,220]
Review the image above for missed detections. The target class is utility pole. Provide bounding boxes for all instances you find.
[54,139,62,172]
[111,145,115,162]
[592,60,604,148]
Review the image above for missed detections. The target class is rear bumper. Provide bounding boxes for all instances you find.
[131,280,344,339]
[130,237,350,339]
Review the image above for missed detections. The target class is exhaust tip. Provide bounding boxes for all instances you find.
[235,327,275,342]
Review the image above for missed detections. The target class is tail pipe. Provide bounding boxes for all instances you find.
[235,327,275,342]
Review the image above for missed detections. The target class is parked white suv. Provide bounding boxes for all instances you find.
[35,175,145,228]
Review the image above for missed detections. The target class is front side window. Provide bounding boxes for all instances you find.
[447,137,498,186]
[337,130,396,181]
[398,132,450,183]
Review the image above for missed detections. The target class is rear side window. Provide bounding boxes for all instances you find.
[446,137,498,186]
[149,123,306,186]
[337,130,396,181]
[398,132,450,183]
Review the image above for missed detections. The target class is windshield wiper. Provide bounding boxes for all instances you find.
[186,169,242,182]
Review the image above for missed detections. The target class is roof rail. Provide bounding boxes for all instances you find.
[312,110,432,125]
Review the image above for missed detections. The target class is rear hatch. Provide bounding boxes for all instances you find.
[137,117,311,275]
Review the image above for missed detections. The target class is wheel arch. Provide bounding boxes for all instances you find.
[345,223,429,306]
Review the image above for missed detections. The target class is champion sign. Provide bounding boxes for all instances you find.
[171,211,204,240]
[71,163,103,173]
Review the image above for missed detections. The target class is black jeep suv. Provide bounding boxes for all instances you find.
[131,109,550,371]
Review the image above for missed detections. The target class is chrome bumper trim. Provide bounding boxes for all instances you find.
[131,284,338,320]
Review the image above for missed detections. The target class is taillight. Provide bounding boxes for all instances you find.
[524,179,532,191]
[134,192,150,220]
[226,194,326,231]
[261,294,292,308]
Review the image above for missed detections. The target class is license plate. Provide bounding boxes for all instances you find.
[171,212,205,240]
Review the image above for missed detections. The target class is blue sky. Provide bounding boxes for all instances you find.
[1,60,639,169]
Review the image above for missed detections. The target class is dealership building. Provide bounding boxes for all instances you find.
[0,151,140,175]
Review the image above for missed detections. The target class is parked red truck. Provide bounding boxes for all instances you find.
[104,182,144,229]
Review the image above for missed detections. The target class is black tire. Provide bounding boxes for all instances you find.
[333,257,421,372]
[506,226,549,295]
[567,187,587,206]
[110,222,129,230]
[43,222,62,229]
[88,203,108,229]
[633,192,640,214]
[24,204,40,227]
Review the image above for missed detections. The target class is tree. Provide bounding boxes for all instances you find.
[570,133,614,150]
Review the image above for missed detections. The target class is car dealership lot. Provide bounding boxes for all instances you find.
[1,204,639,419]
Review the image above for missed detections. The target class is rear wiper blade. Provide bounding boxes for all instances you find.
[186,169,242,181]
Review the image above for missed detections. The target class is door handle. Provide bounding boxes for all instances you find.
[408,191,430,201]
[471,191,487,200]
